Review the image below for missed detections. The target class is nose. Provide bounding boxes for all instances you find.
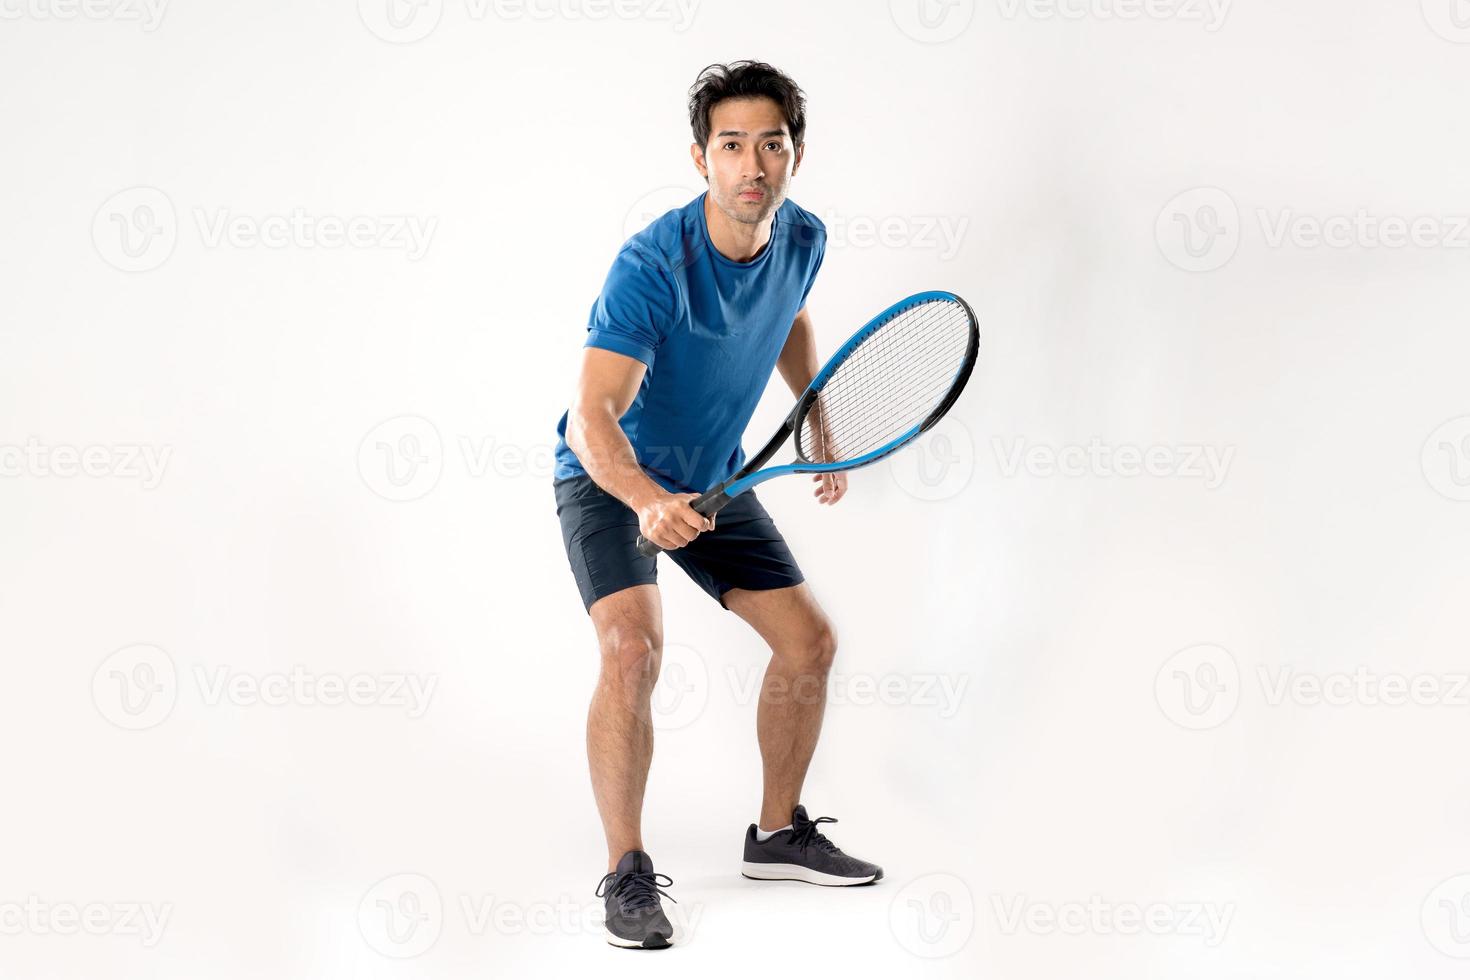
[741,144,765,182]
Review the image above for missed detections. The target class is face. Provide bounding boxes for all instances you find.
[691,96,803,226]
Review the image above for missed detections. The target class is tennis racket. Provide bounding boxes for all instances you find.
[635,289,979,556]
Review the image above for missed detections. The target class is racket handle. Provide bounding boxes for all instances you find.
[635,488,731,557]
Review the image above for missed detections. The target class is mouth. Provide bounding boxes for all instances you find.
[737,188,766,202]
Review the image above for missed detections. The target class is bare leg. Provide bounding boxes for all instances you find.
[723,583,838,831]
[586,584,663,872]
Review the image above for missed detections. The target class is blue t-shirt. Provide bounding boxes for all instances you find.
[553,191,826,494]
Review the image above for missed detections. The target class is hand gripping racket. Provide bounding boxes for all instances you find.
[636,290,979,556]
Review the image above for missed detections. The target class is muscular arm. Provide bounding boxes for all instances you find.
[775,306,821,398]
[775,307,847,505]
[563,347,713,550]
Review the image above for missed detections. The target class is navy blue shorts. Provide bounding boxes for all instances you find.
[553,475,805,612]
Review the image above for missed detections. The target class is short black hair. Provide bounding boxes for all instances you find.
[688,61,807,151]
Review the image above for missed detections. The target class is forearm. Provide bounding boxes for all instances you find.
[776,314,820,396]
[566,408,666,511]
[776,309,837,461]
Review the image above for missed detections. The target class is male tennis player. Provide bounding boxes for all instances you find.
[551,62,883,949]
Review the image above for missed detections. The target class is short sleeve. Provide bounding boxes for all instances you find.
[584,245,677,368]
[797,226,826,310]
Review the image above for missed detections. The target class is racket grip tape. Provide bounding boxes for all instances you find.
[635,488,731,557]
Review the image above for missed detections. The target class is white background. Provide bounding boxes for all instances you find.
[3,0,1470,977]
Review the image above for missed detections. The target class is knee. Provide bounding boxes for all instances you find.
[599,627,662,690]
[779,618,838,674]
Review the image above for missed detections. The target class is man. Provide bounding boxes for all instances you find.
[552,61,883,951]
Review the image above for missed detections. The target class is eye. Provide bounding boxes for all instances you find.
[765,141,784,152]
[723,141,739,151]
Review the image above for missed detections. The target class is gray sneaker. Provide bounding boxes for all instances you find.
[595,850,676,949]
[741,805,884,886]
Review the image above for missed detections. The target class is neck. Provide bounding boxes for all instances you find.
[704,192,773,262]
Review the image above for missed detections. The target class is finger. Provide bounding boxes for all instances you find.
[655,517,699,548]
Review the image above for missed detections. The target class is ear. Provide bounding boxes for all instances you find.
[690,141,708,179]
[792,141,805,177]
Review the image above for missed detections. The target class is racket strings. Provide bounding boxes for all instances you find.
[804,304,955,442]
[801,308,950,461]
[798,299,973,463]
[802,303,948,444]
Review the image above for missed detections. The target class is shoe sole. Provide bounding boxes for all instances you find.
[740,861,881,886]
[605,927,672,950]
